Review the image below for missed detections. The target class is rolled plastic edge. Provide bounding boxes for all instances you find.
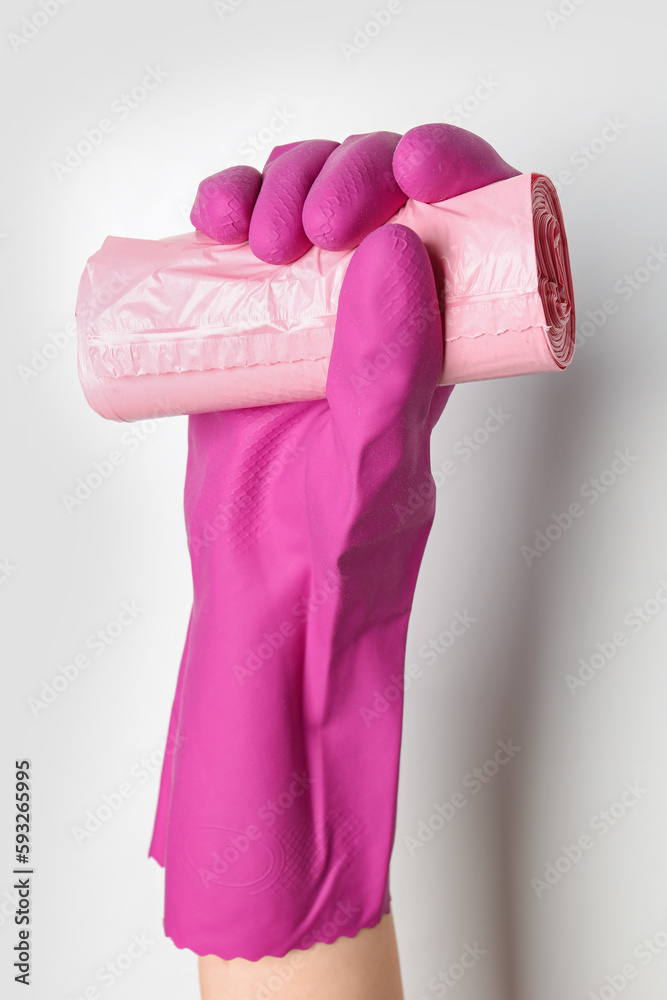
[436,172,576,386]
[532,172,576,370]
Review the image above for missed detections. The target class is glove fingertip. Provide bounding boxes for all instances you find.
[393,122,520,202]
[327,223,443,431]
[248,139,339,264]
[191,165,262,243]
[303,131,407,251]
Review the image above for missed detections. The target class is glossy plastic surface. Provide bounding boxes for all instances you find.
[76,172,575,421]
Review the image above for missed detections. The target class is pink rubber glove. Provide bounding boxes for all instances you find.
[150,126,519,961]
[190,125,518,262]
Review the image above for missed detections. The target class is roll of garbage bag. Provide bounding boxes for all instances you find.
[75,171,575,421]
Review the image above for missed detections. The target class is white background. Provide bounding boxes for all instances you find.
[2,1,666,998]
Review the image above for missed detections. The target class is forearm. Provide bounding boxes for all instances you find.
[198,912,404,1000]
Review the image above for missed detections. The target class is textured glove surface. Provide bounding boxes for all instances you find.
[150,125,518,960]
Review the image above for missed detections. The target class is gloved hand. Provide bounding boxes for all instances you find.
[148,126,519,961]
[189,125,519,261]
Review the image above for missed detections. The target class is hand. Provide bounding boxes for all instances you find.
[190,123,520,262]
[148,126,519,962]
[188,123,519,425]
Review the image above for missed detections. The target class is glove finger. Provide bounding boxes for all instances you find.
[190,165,262,243]
[393,122,520,202]
[248,139,339,264]
[302,131,408,251]
[326,223,443,440]
[263,140,310,165]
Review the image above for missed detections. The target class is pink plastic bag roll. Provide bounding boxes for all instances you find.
[75,172,575,422]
